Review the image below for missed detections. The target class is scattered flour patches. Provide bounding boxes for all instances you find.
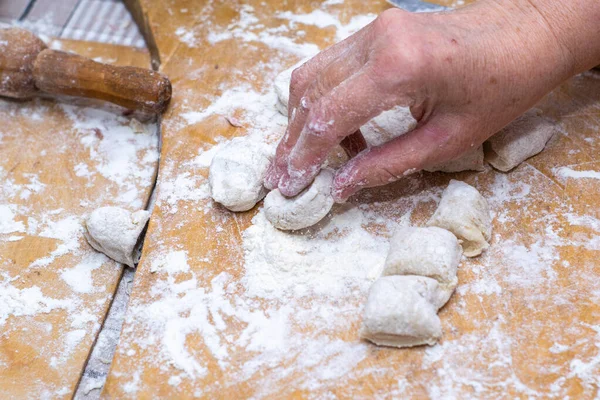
[498,240,559,287]
[242,207,390,299]
[150,250,190,274]
[61,252,111,294]
[175,27,197,47]
[191,142,225,168]
[157,169,211,214]
[555,166,600,180]
[0,275,74,326]
[0,204,25,234]
[276,9,376,42]
[30,215,83,268]
[60,104,159,205]
[550,343,570,354]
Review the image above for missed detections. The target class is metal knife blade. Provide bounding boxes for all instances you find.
[386,0,449,12]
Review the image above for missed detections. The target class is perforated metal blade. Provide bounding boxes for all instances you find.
[386,0,449,12]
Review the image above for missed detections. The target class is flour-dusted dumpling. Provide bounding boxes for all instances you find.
[274,57,311,115]
[264,169,334,230]
[484,109,556,172]
[209,137,274,212]
[427,180,492,257]
[84,207,150,268]
[360,276,444,348]
[382,226,461,305]
[426,145,485,173]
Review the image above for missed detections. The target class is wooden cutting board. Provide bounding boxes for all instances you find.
[104,0,600,398]
[0,39,158,398]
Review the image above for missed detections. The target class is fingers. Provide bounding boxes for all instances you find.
[265,34,371,191]
[278,66,401,197]
[331,115,467,202]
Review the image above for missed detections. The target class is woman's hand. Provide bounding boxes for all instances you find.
[265,0,600,202]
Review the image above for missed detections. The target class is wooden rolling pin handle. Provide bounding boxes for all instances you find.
[33,49,172,114]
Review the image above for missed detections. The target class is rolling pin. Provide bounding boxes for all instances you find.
[0,27,171,114]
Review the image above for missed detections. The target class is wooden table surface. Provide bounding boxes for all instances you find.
[100,0,600,398]
[2,0,600,398]
[0,40,158,398]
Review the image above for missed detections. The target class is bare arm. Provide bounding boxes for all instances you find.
[264,0,600,201]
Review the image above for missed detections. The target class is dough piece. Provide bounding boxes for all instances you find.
[484,109,556,172]
[84,207,150,268]
[209,136,273,212]
[360,106,417,147]
[427,180,492,257]
[382,226,462,305]
[274,57,310,115]
[426,145,485,173]
[360,276,443,348]
[264,169,334,230]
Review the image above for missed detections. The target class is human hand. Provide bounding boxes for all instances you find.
[265,0,600,202]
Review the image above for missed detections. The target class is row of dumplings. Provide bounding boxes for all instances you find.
[361,180,492,348]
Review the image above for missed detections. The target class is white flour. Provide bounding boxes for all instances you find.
[0,204,25,234]
[243,207,390,299]
[0,274,74,326]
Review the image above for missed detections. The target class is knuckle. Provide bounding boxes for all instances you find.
[304,116,334,139]
[368,12,431,91]
[372,8,406,37]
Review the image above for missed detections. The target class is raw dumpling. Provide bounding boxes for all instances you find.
[426,145,485,173]
[360,276,444,348]
[484,109,556,172]
[382,226,462,305]
[360,106,417,146]
[85,207,150,268]
[209,137,274,212]
[264,169,334,230]
[427,180,492,257]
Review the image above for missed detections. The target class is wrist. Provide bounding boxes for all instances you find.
[522,0,600,72]
[489,0,600,74]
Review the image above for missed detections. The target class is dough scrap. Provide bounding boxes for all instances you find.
[84,207,150,268]
[382,226,461,306]
[484,109,556,172]
[360,106,417,146]
[209,136,273,212]
[360,276,443,348]
[264,169,334,230]
[427,180,492,257]
[425,145,485,173]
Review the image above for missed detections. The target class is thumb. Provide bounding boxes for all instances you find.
[331,115,468,202]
